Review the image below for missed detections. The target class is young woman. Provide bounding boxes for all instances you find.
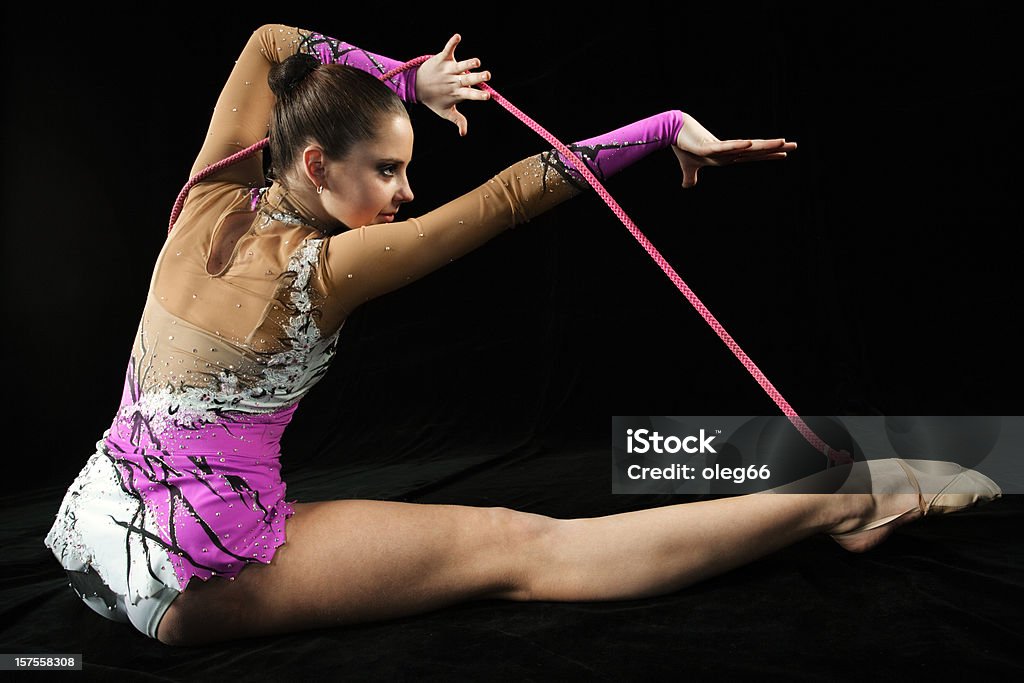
[43,23,1000,647]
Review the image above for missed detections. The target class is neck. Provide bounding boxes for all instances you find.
[265,179,345,233]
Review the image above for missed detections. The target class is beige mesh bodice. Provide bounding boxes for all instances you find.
[133,23,582,416]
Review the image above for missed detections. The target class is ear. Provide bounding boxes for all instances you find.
[300,145,327,185]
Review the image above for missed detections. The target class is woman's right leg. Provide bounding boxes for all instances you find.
[156,499,545,645]
[156,490,873,646]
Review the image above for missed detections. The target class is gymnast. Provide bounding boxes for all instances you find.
[43,23,1001,646]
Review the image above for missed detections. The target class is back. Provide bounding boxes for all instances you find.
[140,179,347,419]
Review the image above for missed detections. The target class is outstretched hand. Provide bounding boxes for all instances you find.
[414,34,492,137]
[672,112,797,188]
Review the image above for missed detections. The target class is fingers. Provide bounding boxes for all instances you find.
[451,70,491,102]
[682,166,700,189]
[719,138,790,147]
[437,34,491,95]
[749,138,794,150]
[731,152,790,163]
[455,56,482,72]
[449,107,468,137]
[713,139,796,158]
[456,69,491,88]
[714,140,753,152]
[460,86,491,101]
[737,138,795,151]
[441,33,461,59]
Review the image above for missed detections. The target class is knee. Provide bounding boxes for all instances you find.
[487,506,559,602]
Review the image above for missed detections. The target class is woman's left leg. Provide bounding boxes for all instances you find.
[519,458,935,601]
[518,492,854,602]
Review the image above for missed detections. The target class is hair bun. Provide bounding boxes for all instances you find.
[268,53,322,98]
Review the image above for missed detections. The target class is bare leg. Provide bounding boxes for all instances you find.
[528,492,848,602]
[156,492,862,646]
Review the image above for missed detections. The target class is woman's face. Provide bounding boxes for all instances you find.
[318,113,415,229]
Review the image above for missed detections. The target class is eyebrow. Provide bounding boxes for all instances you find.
[376,158,408,165]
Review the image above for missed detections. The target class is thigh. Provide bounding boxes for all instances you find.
[158,499,539,645]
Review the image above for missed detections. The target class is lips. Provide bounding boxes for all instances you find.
[378,212,397,223]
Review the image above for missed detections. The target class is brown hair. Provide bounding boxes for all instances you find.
[267,52,408,187]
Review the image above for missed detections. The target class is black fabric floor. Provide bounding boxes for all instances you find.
[5,444,1022,681]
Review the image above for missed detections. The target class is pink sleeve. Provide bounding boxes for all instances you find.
[299,29,418,104]
[550,110,685,185]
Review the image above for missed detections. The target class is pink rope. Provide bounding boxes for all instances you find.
[169,54,852,467]
[168,138,270,233]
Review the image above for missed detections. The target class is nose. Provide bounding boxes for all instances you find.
[397,175,414,205]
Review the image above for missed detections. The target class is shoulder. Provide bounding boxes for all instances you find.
[168,180,260,241]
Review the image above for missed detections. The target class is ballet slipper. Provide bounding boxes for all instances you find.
[829,458,1002,541]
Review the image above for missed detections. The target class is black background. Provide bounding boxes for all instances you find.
[3,3,1023,678]
[4,3,1020,488]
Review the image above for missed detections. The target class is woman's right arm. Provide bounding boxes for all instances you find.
[187,23,425,188]
[320,110,686,316]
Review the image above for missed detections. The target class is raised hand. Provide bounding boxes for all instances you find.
[671,112,797,188]
[414,34,492,137]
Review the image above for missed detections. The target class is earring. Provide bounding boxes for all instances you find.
[317,185,324,195]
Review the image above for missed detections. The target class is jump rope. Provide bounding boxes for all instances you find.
[168,52,854,468]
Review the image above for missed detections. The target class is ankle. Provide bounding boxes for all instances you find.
[822,494,875,535]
